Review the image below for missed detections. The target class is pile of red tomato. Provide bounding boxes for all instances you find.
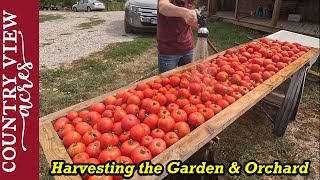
[53,38,310,180]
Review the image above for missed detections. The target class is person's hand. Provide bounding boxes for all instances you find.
[183,9,199,28]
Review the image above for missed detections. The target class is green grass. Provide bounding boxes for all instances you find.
[105,2,124,11]
[78,18,106,29]
[39,14,64,23]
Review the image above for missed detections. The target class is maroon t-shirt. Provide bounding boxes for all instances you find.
[157,0,194,55]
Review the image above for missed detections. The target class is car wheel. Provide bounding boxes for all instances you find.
[87,7,91,12]
[73,7,78,12]
[124,20,132,33]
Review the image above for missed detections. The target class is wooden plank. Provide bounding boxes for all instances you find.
[271,0,282,26]
[234,0,240,19]
[207,0,218,16]
[223,18,279,34]
[39,123,81,180]
[131,48,320,180]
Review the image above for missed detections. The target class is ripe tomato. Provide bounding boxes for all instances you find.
[72,117,83,127]
[120,139,140,157]
[98,146,121,163]
[209,104,222,114]
[101,110,113,118]
[82,129,101,146]
[217,99,229,109]
[250,64,263,73]
[130,146,152,164]
[100,133,119,149]
[150,128,165,139]
[214,84,229,95]
[169,76,181,87]
[209,94,223,103]
[230,91,242,100]
[141,136,153,147]
[130,124,145,141]
[224,95,236,104]
[121,114,140,131]
[67,111,78,120]
[237,86,249,95]
[216,71,229,82]
[250,73,262,83]
[63,131,82,147]
[67,142,86,158]
[75,122,92,136]
[262,71,272,80]
[176,97,190,109]
[89,103,105,114]
[165,93,177,103]
[174,122,190,138]
[196,104,206,109]
[189,83,202,95]
[157,109,170,118]
[167,103,180,113]
[78,110,89,118]
[183,104,198,115]
[57,124,75,139]
[119,131,130,143]
[136,82,150,91]
[73,152,89,164]
[83,112,101,127]
[178,88,191,98]
[148,138,167,157]
[230,74,242,85]
[105,105,117,112]
[112,122,123,136]
[105,96,117,105]
[143,114,159,130]
[88,175,113,180]
[199,108,215,120]
[127,95,141,105]
[158,116,175,132]
[87,158,100,164]
[189,95,202,105]
[125,104,139,116]
[145,100,161,114]
[164,132,179,147]
[171,109,188,122]
[86,141,101,158]
[116,156,133,165]
[152,93,167,106]
[54,117,70,131]
[188,112,205,128]
[97,117,113,134]
[113,109,127,123]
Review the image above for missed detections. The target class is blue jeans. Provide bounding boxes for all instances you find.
[158,49,194,73]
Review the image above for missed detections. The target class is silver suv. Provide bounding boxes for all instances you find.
[124,0,158,33]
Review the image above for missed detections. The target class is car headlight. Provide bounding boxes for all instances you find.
[129,4,138,11]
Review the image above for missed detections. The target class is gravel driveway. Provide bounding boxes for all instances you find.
[40,11,136,69]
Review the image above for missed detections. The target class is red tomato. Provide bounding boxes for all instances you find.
[89,103,105,114]
[88,175,113,180]
[157,116,175,132]
[209,94,223,103]
[262,71,272,80]
[230,74,242,85]
[116,156,133,164]
[145,100,161,114]
[73,152,89,164]
[230,91,242,100]
[125,104,139,115]
[57,124,75,139]
[169,76,181,87]
[98,146,121,163]
[171,109,188,122]
[113,109,127,123]
[79,110,89,118]
[237,86,249,95]
[215,71,229,82]
[189,95,202,105]
[67,111,78,120]
[97,117,113,134]
[54,117,70,131]
[72,117,83,127]
[120,139,140,157]
[265,64,277,72]
[150,128,166,139]
[188,112,205,128]
[75,122,92,136]
[100,133,119,149]
[67,142,86,158]
[105,96,117,106]
[276,62,287,70]
[224,95,236,104]
[119,131,130,143]
[130,124,145,141]
[86,141,101,159]
[148,138,167,157]
[250,73,263,83]
[189,83,202,95]
[112,122,123,136]
[130,146,152,164]
[127,95,141,105]
[209,104,222,114]
[199,108,215,120]
[196,104,206,110]
[167,103,180,113]
[121,114,140,130]
[101,110,113,118]
[165,93,177,103]
[82,129,101,146]
[176,97,190,109]
[217,99,229,109]
[83,112,101,127]
[141,136,153,147]
[87,158,100,164]
[183,104,198,115]
[157,109,170,118]
[63,131,82,147]
[214,84,229,95]
[136,83,149,91]
[143,114,159,130]
[250,64,263,73]
[173,122,190,139]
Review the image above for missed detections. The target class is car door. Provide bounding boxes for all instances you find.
[83,0,89,10]
[78,0,85,11]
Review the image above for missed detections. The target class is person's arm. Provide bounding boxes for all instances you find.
[159,0,198,28]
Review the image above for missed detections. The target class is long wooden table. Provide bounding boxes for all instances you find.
[39,37,319,180]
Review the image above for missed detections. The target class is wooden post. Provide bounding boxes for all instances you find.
[207,0,218,16]
[271,0,282,26]
[235,0,240,19]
